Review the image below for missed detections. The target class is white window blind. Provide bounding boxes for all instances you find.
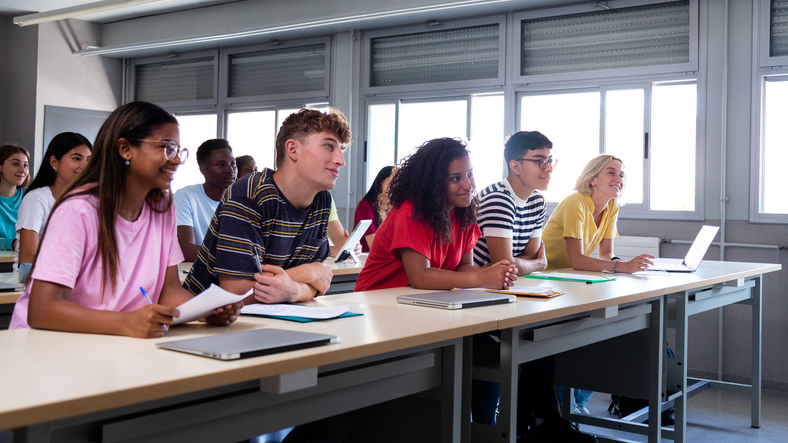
[134,56,214,103]
[520,1,690,75]
[228,44,326,97]
[771,0,788,56]
[369,24,500,87]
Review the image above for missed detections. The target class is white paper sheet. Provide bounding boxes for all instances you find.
[241,303,351,320]
[172,284,251,325]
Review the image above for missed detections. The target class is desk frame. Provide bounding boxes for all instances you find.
[553,274,763,443]
[470,297,665,443]
[13,340,464,443]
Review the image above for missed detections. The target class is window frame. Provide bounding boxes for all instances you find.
[127,49,220,111]
[512,0,699,86]
[361,15,507,96]
[220,36,332,106]
[757,0,788,68]
[749,71,788,223]
[515,74,705,221]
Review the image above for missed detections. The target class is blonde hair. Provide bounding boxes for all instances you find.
[574,154,625,197]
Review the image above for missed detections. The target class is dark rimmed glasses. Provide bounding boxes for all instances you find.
[134,139,189,163]
[515,157,557,170]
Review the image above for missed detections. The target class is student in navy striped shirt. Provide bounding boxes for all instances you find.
[183,108,351,306]
[471,131,596,443]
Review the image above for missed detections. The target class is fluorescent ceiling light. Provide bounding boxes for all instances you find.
[14,0,166,27]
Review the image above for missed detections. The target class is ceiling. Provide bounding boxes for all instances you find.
[0,0,240,23]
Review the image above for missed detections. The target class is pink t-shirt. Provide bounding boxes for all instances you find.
[10,192,183,329]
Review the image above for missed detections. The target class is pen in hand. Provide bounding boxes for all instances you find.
[140,286,169,331]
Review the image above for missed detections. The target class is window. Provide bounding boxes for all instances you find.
[519,80,698,216]
[753,75,788,220]
[363,16,506,94]
[171,113,218,193]
[365,94,505,193]
[129,51,218,109]
[515,0,696,84]
[225,104,330,170]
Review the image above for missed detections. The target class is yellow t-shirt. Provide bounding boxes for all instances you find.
[543,193,619,270]
[329,199,339,222]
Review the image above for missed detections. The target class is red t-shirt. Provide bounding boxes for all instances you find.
[353,199,377,253]
[354,201,481,292]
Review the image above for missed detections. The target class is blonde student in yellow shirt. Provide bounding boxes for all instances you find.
[543,154,654,273]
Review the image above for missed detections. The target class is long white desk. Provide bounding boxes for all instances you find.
[1,297,497,443]
[328,261,780,443]
[1,261,779,443]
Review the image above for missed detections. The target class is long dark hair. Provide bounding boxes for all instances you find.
[31,102,178,295]
[389,138,477,244]
[27,132,92,194]
[361,165,395,228]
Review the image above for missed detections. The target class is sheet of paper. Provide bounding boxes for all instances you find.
[172,284,250,325]
[241,304,351,320]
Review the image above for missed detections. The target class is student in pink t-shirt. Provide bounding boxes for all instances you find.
[10,101,242,338]
[354,137,517,292]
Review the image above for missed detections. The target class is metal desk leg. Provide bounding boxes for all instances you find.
[497,328,518,443]
[671,292,689,443]
[440,337,464,443]
[751,276,762,428]
[649,297,664,443]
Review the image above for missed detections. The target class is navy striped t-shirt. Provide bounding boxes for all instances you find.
[183,168,330,295]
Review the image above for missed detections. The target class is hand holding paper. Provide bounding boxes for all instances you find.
[172,284,251,325]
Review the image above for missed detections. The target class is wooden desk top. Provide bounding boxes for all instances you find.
[0,251,14,264]
[328,261,781,330]
[0,297,496,430]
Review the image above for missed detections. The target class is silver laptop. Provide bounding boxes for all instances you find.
[0,282,24,292]
[647,225,719,273]
[156,328,339,360]
[397,290,516,310]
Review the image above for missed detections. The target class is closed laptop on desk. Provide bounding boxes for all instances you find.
[397,290,515,310]
[156,328,339,360]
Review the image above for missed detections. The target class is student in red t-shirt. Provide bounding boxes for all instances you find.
[354,137,516,292]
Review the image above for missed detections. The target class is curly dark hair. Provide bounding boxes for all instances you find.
[389,137,477,244]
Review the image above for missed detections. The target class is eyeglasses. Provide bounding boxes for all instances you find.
[515,157,557,170]
[134,139,189,163]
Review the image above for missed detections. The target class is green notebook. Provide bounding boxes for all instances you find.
[523,272,615,284]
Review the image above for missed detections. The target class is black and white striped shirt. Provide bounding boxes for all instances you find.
[473,179,545,267]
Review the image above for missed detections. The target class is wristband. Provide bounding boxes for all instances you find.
[612,259,620,273]
[611,256,621,261]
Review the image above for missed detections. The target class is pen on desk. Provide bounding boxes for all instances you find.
[139,286,169,331]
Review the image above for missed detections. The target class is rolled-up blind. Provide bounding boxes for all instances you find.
[521,1,690,75]
[228,44,326,97]
[134,56,214,103]
[370,24,500,87]
[771,0,788,57]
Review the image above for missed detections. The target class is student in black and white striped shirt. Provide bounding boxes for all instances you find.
[471,131,596,443]
[472,131,555,274]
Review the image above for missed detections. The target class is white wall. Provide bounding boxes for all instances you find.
[34,19,122,169]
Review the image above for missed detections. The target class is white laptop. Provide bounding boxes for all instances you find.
[647,225,719,273]
[334,219,372,263]
[156,328,339,360]
[397,290,516,310]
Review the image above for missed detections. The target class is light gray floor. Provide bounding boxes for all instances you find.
[579,389,788,442]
